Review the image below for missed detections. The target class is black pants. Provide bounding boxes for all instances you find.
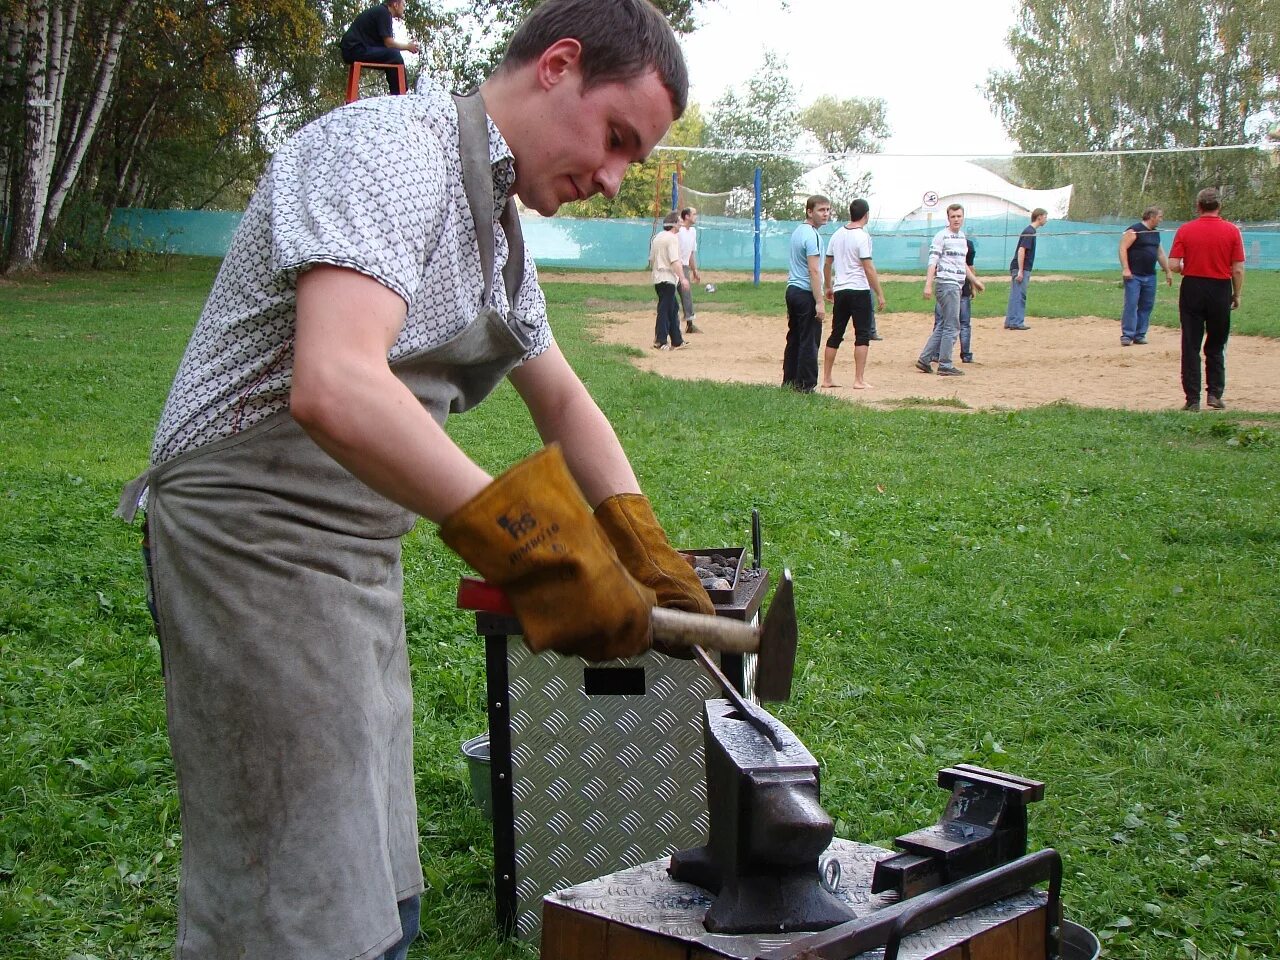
[783,285,821,391]
[654,282,682,346]
[343,47,407,94]
[1178,276,1232,402]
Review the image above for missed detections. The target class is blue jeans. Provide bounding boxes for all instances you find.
[921,283,961,368]
[1004,270,1031,327]
[380,896,421,960]
[1121,273,1156,341]
[933,295,972,357]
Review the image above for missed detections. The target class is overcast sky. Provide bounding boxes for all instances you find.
[678,0,1021,157]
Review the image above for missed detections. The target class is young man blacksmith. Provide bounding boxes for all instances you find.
[116,2,712,957]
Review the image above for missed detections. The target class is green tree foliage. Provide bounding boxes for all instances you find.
[985,0,1280,220]
[799,95,889,156]
[688,51,804,219]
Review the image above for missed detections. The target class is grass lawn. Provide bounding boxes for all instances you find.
[2,260,1277,960]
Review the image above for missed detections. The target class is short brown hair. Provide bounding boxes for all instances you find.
[1031,208,1048,221]
[947,203,964,214]
[1142,206,1163,221]
[499,0,688,117]
[1196,187,1221,212]
[806,194,830,213]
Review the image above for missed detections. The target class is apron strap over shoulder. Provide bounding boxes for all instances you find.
[452,90,499,308]
[452,90,525,312]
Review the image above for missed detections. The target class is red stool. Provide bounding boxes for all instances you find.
[345,62,407,103]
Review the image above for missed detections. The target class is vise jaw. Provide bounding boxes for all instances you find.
[872,764,1045,899]
[669,699,856,934]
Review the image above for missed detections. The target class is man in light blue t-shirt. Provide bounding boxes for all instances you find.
[782,194,832,392]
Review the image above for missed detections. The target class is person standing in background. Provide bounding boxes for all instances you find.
[678,207,702,333]
[341,0,420,94]
[651,210,688,350]
[822,198,884,389]
[919,203,983,377]
[932,237,978,362]
[1169,188,1245,411]
[1118,207,1173,346]
[1003,208,1047,331]
[782,195,832,392]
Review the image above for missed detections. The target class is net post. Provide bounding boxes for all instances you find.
[671,172,678,214]
[753,166,763,287]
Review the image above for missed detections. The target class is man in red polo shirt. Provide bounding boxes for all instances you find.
[1169,187,1245,411]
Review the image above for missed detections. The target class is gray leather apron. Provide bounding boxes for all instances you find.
[118,92,531,960]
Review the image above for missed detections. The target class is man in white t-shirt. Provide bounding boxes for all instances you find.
[821,198,885,389]
[677,206,701,332]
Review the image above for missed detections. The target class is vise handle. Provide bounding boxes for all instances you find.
[940,764,1045,804]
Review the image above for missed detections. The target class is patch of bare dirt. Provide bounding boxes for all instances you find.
[588,306,1280,413]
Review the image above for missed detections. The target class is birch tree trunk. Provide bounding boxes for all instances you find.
[1,10,27,220]
[6,0,51,272]
[39,0,132,261]
[4,0,133,273]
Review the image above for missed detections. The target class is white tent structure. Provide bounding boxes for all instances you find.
[799,154,1072,223]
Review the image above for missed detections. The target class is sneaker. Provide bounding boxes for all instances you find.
[1133,336,1148,345]
[1120,337,1132,346]
[1005,324,1031,331]
[915,359,933,374]
[672,341,688,350]
[1206,395,1226,409]
[960,353,974,363]
[870,333,884,341]
[658,343,671,351]
[936,365,965,377]
[1181,400,1200,411]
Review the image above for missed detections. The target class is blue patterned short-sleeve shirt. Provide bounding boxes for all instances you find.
[150,80,552,465]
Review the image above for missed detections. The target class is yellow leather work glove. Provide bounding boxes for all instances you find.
[440,446,656,661]
[595,494,715,617]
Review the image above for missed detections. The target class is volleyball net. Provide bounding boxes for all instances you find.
[112,143,1280,273]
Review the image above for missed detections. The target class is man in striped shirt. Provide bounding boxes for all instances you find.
[918,203,984,376]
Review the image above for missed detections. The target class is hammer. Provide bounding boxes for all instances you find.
[455,569,798,704]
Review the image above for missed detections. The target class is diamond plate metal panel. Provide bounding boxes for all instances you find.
[546,838,1047,959]
[503,640,722,938]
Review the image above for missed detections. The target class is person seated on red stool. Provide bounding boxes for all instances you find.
[341,0,419,94]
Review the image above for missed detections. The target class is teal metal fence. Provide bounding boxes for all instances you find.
[111,208,1280,273]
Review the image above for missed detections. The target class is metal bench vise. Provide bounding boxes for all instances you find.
[872,764,1046,899]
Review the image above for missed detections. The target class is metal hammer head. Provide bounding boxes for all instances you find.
[754,569,797,703]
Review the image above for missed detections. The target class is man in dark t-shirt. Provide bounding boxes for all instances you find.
[1003,208,1047,330]
[341,0,420,94]
[1118,206,1172,346]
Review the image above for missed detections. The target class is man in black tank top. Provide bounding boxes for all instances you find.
[1118,206,1172,346]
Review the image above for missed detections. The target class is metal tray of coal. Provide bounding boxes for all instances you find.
[681,547,747,604]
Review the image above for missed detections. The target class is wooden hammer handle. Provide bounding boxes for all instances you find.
[650,607,760,654]
[456,577,761,654]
